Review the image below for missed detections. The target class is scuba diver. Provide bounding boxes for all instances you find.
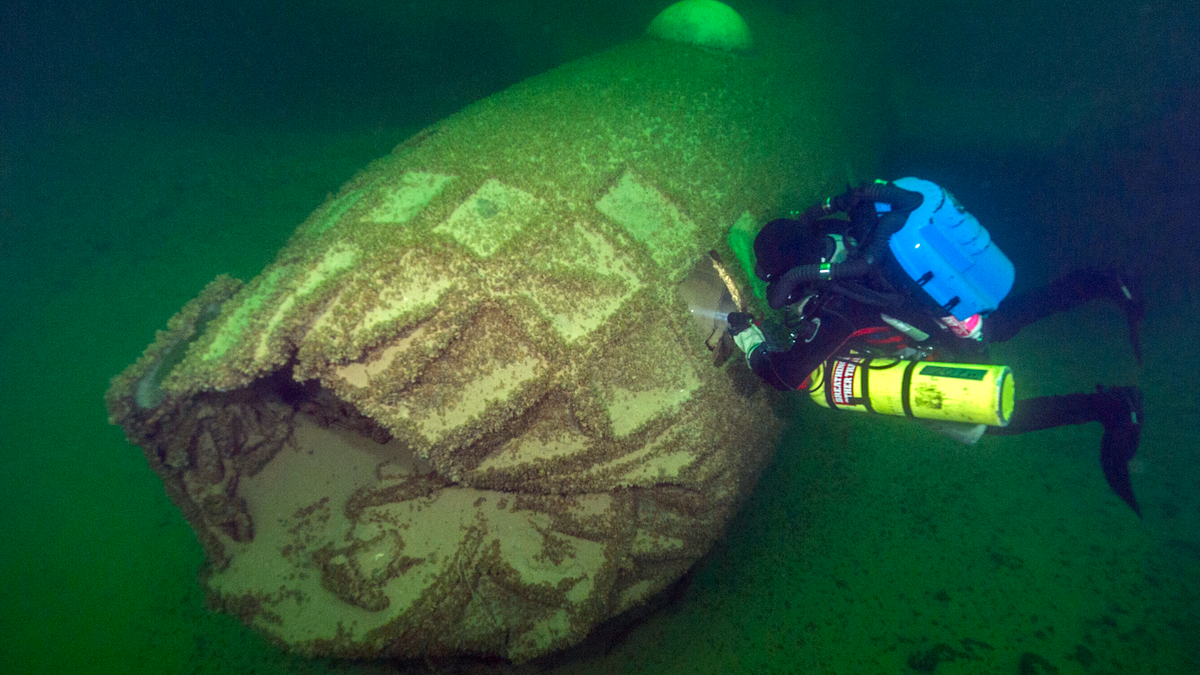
[727,178,1146,516]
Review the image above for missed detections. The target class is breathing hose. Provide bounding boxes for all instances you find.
[766,182,923,309]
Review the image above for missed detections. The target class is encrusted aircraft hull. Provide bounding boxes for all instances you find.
[107,8,881,662]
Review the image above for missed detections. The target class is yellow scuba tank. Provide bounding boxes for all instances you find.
[807,356,1014,426]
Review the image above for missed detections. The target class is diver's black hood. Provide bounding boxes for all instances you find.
[752,217,825,282]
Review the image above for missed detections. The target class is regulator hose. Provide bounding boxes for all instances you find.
[766,183,923,310]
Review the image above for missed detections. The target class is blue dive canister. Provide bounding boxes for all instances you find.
[887,177,1015,320]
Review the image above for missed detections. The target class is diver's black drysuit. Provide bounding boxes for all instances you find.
[735,182,1146,516]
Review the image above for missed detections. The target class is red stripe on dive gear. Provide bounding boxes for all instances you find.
[850,326,891,338]
[798,325,896,391]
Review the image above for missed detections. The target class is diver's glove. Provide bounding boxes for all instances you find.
[727,312,754,336]
[727,312,765,366]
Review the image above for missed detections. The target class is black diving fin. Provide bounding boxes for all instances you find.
[1113,272,1145,367]
[1097,385,1144,517]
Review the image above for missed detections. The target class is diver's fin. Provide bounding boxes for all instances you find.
[1097,386,1144,517]
[1112,270,1145,366]
[1127,319,1144,367]
[1101,425,1142,517]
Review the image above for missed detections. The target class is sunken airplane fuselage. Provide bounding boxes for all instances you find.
[106,1,883,663]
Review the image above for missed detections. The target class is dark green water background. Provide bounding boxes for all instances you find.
[3,1,1198,673]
